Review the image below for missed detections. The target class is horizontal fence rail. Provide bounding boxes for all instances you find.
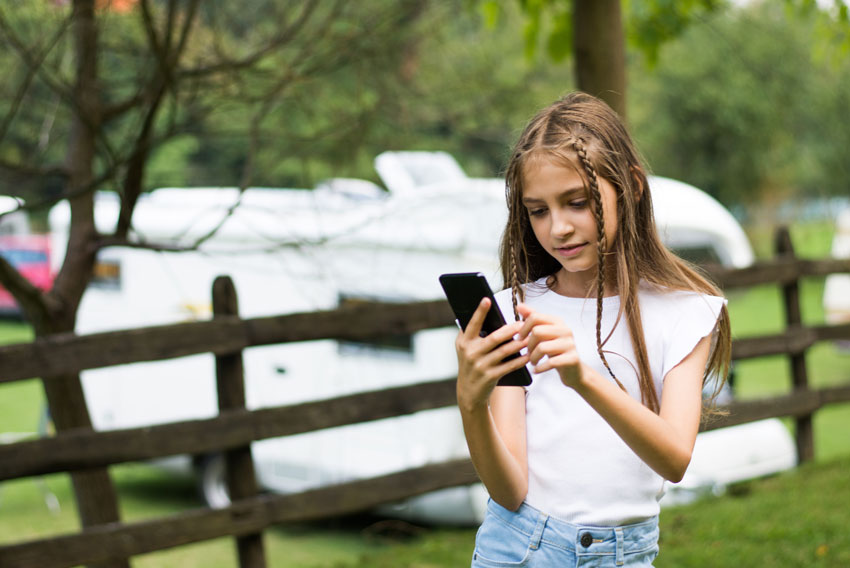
[0,459,479,568]
[731,322,850,359]
[3,301,850,387]
[704,257,850,288]
[0,377,458,481]
[0,300,455,384]
[711,384,850,429]
[3,379,850,483]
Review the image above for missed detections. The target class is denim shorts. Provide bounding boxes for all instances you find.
[471,500,659,567]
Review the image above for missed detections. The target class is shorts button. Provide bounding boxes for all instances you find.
[580,532,593,547]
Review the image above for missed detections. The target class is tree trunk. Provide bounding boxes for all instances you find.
[40,2,128,566]
[572,0,627,119]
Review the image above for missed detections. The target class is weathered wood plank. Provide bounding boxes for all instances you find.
[775,228,814,463]
[729,322,850,360]
[3,304,848,387]
[0,459,479,568]
[0,300,454,384]
[701,384,850,432]
[706,257,850,288]
[0,377,458,480]
[0,317,248,383]
[6,372,850,482]
[5,266,850,385]
[212,276,267,568]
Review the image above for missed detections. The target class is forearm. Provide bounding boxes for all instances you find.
[573,365,695,482]
[460,405,528,510]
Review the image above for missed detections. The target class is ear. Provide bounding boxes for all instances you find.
[630,165,645,201]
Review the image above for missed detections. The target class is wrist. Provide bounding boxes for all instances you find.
[569,363,598,394]
[459,398,490,416]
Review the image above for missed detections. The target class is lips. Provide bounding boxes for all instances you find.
[555,242,589,257]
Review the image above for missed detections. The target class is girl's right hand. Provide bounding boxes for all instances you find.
[454,298,529,414]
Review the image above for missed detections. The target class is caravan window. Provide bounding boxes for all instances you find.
[91,258,122,290]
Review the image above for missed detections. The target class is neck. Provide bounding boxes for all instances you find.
[551,270,618,298]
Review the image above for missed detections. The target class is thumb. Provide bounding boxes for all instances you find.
[516,302,533,319]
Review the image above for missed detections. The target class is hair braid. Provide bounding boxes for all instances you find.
[573,139,625,391]
[510,232,522,322]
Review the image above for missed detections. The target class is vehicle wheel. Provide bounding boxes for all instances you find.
[196,453,231,509]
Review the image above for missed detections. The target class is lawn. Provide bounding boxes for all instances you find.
[0,221,848,566]
[3,456,847,567]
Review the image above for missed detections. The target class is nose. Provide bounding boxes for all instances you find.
[550,209,574,239]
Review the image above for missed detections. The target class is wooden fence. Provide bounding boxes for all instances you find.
[1,227,849,567]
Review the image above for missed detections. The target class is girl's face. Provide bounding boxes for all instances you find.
[521,156,619,297]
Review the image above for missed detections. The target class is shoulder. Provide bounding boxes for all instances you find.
[638,281,726,320]
[637,282,726,380]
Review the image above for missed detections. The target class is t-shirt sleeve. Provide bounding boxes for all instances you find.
[662,293,727,380]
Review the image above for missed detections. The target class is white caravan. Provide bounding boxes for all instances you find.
[824,207,850,350]
[48,151,792,523]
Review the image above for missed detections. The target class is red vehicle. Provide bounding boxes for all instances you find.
[0,198,54,317]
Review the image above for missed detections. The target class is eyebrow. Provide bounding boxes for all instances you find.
[521,186,586,205]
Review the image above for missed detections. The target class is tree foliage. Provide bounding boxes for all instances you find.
[630,1,850,207]
[497,0,725,64]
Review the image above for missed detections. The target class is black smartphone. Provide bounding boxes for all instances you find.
[439,272,532,387]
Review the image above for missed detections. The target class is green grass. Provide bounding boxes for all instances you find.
[2,457,849,567]
[0,220,848,566]
[656,456,850,567]
[338,455,850,567]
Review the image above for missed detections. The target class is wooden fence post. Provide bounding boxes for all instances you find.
[212,276,267,568]
[775,226,815,463]
[41,373,130,568]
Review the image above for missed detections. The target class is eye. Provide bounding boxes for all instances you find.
[527,207,547,218]
[569,199,588,209]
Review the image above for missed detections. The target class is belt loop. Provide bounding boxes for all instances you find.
[529,510,548,550]
[615,527,625,566]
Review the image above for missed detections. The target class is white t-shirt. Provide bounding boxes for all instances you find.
[494,278,726,526]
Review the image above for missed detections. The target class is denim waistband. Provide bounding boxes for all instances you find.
[485,499,659,562]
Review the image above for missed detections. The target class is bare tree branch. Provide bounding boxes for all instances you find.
[0,253,56,328]
[0,157,69,181]
[0,5,76,112]
[0,16,71,147]
[101,90,148,123]
[111,0,202,238]
[179,0,321,79]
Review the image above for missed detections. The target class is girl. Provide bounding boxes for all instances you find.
[455,92,731,567]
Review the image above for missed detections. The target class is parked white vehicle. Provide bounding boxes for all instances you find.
[47,151,793,524]
[824,207,850,350]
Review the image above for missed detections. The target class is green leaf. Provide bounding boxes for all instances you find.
[522,2,542,60]
[480,0,502,28]
[545,10,572,62]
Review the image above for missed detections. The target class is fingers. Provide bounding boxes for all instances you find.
[463,297,491,340]
[477,335,528,370]
[462,297,524,347]
[487,350,532,381]
[455,300,529,388]
[517,303,559,339]
[529,343,579,373]
[516,303,580,374]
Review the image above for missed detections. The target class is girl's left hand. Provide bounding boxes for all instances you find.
[517,303,583,388]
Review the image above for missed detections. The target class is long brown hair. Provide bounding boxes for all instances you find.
[500,92,731,413]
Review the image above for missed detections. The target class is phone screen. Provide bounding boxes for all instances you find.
[439,272,531,387]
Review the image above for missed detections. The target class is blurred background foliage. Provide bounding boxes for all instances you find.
[1,0,848,217]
